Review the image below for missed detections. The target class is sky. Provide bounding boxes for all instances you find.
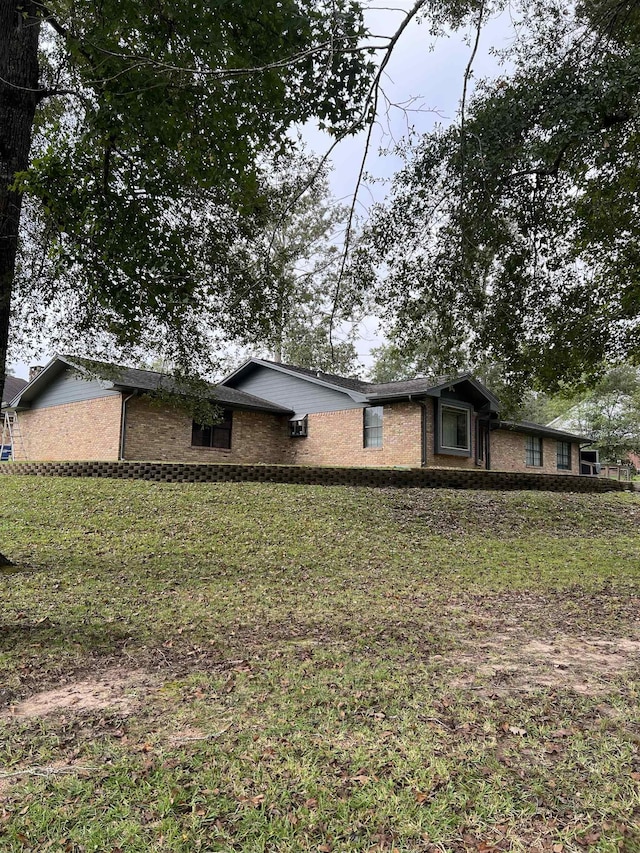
[10,4,514,381]
[299,3,514,371]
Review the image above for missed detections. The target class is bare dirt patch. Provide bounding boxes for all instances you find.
[1,668,159,720]
[448,632,640,694]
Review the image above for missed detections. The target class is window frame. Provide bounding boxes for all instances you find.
[556,440,571,470]
[435,400,473,457]
[363,405,384,449]
[525,434,543,467]
[191,409,233,450]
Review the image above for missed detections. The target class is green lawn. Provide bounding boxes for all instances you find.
[1,478,639,852]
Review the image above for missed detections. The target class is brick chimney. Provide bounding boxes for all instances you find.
[29,365,44,382]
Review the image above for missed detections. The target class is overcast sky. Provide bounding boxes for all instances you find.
[301,4,513,369]
[11,5,514,380]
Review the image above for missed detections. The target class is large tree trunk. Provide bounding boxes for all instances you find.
[0,0,40,405]
[0,1,41,565]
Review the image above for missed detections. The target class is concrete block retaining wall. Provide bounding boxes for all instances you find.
[0,461,632,492]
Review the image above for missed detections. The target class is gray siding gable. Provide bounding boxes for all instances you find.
[30,368,119,410]
[229,365,364,415]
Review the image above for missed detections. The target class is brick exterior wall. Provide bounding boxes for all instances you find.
[422,397,480,470]
[122,396,292,464]
[0,460,631,492]
[10,388,587,480]
[491,429,581,475]
[12,395,122,461]
[291,403,423,467]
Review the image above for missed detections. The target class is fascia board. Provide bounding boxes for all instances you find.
[496,420,593,444]
[366,391,429,404]
[217,358,256,386]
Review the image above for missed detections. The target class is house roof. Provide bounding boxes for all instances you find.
[2,375,28,408]
[9,355,293,414]
[221,358,500,409]
[496,419,593,444]
[252,360,372,393]
[367,374,502,409]
[222,358,371,402]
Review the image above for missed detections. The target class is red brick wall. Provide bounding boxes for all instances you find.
[291,403,423,467]
[123,396,292,463]
[491,429,580,475]
[13,395,122,461]
[11,390,585,477]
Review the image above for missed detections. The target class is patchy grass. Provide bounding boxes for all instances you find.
[1,478,639,852]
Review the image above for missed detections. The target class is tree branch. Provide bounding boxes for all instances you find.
[328,0,430,360]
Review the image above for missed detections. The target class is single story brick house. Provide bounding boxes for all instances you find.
[6,355,591,474]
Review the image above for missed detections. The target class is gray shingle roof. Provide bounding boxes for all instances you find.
[255,359,372,393]
[367,375,456,397]
[64,357,293,414]
[2,375,28,407]
[497,419,592,444]
[253,359,458,398]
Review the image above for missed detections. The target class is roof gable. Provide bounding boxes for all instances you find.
[367,374,500,410]
[221,358,370,401]
[9,355,292,414]
[222,359,502,411]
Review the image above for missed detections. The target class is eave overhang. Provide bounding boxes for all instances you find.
[495,419,593,444]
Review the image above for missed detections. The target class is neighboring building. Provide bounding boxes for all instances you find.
[2,375,28,409]
[6,354,591,474]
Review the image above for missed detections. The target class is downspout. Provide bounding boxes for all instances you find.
[119,391,137,461]
[418,399,428,467]
[487,416,502,471]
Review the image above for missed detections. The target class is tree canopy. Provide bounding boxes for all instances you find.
[356,0,640,392]
[547,364,640,464]
[225,156,360,373]
[1,0,374,402]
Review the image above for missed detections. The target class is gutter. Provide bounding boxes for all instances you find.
[119,391,137,461]
[367,392,429,405]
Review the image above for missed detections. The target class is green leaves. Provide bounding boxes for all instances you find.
[358,0,640,390]
[13,0,374,371]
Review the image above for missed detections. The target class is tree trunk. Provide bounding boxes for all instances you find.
[0,0,41,565]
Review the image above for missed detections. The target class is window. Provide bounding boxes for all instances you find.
[363,406,383,448]
[290,416,308,437]
[191,409,232,450]
[526,435,543,467]
[557,440,571,470]
[440,405,470,451]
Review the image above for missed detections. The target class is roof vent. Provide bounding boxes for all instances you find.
[29,365,44,382]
